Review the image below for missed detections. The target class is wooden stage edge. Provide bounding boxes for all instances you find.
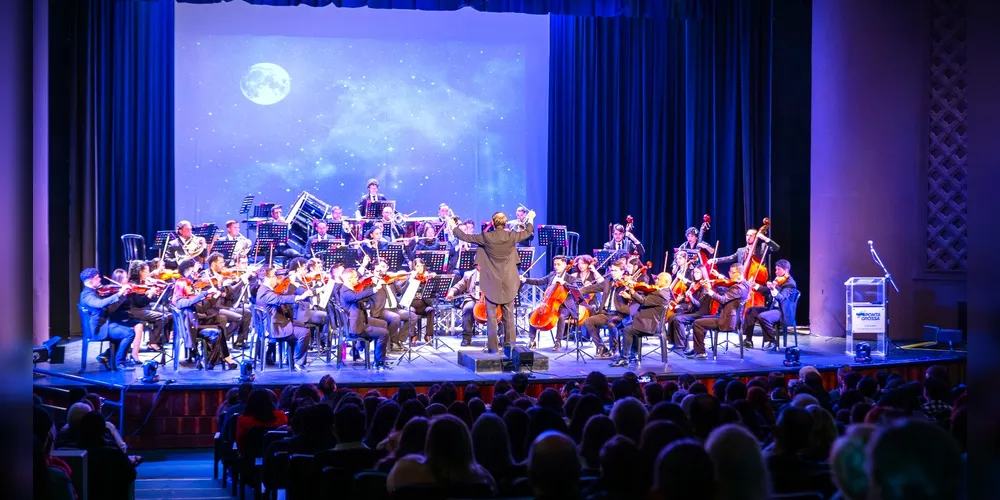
[32,334,966,449]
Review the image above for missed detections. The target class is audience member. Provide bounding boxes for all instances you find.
[471,413,519,489]
[375,417,428,473]
[463,383,481,403]
[638,421,686,488]
[365,400,400,449]
[829,424,875,500]
[448,401,474,429]
[537,388,564,416]
[868,418,964,500]
[610,397,648,444]
[317,374,336,399]
[921,376,953,424]
[705,424,770,500]
[850,402,873,424]
[805,404,838,461]
[490,394,511,417]
[765,406,835,496]
[426,403,447,417]
[502,407,530,463]
[689,394,722,440]
[528,431,581,500]
[77,412,136,500]
[579,414,616,470]
[747,386,775,425]
[235,389,288,452]
[468,397,486,422]
[653,439,714,500]
[661,381,679,402]
[594,435,644,498]
[643,382,664,406]
[387,414,496,494]
[83,393,129,453]
[568,394,604,443]
[33,407,75,500]
[333,404,368,450]
[724,380,747,403]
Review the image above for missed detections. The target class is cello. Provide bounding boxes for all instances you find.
[743,218,772,310]
[528,259,575,331]
[473,292,503,324]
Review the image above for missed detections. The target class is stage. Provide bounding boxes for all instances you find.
[34,330,965,389]
[32,330,966,449]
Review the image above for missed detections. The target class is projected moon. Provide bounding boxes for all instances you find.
[240,62,291,105]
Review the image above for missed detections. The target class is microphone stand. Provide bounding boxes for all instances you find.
[868,241,902,353]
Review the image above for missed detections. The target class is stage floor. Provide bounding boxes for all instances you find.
[33,331,966,390]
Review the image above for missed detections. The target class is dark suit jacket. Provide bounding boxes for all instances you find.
[255,284,299,337]
[449,269,481,301]
[453,224,534,304]
[754,275,798,323]
[603,238,645,256]
[705,281,752,331]
[523,270,583,316]
[579,280,631,315]
[340,287,377,334]
[370,281,404,317]
[79,287,127,337]
[357,193,387,217]
[628,289,670,334]
[306,234,338,257]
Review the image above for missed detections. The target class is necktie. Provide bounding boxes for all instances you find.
[386,288,398,308]
[616,242,621,251]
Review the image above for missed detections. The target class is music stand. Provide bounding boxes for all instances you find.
[457,249,477,271]
[212,239,238,263]
[415,251,448,273]
[153,230,174,257]
[308,240,340,259]
[434,222,449,243]
[324,220,345,240]
[363,200,395,219]
[252,203,275,219]
[420,274,456,352]
[191,224,218,243]
[317,246,356,270]
[238,194,254,215]
[537,225,567,247]
[517,248,535,272]
[251,238,283,265]
[594,249,627,270]
[384,244,405,271]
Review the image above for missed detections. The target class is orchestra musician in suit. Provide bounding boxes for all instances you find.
[360,224,390,262]
[78,267,137,370]
[577,261,631,358]
[405,258,437,343]
[450,210,536,354]
[285,257,330,345]
[609,272,672,367]
[164,220,208,269]
[742,259,798,351]
[687,264,752,359]
[172,259,237,370]
[330,206,357,244]
[356,178,388,218]
[369,258,416,352]
[666,265,714,350]
[414,222,446,253]
[507,207,535,247]
[603,224,645,256]
[203,252,252,348]
[446,265,484,347]
[263,205,301,259]
[380,206,406,242]
[306,220,338,258]
[707,228,770,268]
[521,255,579,351]
[677,226,715,262]
[108,268,147,365]
[339,267,392,369]
[255,265,315,371]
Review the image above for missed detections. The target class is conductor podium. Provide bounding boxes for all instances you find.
[845,277,888,357]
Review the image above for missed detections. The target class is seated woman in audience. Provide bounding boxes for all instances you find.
[471,413,520,489]
[236,389,288,452]
[77,412,136,500]
[579,415,616,470]
[387,414,496,494]
[829,424,876,500]
[705,424,770,500]
[33,407,75,500]
[652,439,715,500]
[376,417,429,473]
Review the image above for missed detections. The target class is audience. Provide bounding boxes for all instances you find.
[35,365,968,500]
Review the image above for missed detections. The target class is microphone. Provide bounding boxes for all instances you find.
[868,240,873,247]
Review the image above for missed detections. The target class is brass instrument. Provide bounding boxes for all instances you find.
[392,210,417,226]
[182,235,207,259]
[232,236,252,259]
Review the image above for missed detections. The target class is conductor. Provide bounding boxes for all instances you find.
[448,209,536,354]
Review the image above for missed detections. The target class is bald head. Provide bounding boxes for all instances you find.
[528,431,580,497]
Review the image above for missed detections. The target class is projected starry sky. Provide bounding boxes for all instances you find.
[175,32,529,224]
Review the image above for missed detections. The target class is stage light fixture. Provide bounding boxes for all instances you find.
[783,347,801,367]
[238,360,256,383]
[141,360,160,383]
[854,342,872,363]
[33,336,65,364]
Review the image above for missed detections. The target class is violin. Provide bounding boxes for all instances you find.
[273,276,294,295]
[414,271,437,283]
[771,275,789,287]
[155,269,181,281]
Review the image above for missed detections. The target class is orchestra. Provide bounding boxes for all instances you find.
[82,177,801,372]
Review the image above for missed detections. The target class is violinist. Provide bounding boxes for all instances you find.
[356,178,388,218]
[742,259,797,351]
[126,261,170,353]
[669,251,694,281]
[108,268,151,365]
[609,272,671,367]
[687,264,751,359]
[406,258,437,343]
[369,258,416,353]
[78,267,136,371]
[171,259,237,370]
[446,264,483,347]
[666,265,714,350]
[164,220,208,269]
[339,267,392,369]
[255,265,316,371]
[380,206,406,242]
[603,224,645,256]
[284,258,330,357]
[571,254,604,289]
[521,255,578,351]
[203,253,252,349]
[578,261,631,358]
[677,226,715,262]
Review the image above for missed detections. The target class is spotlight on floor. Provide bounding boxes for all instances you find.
[854,342,873,363]
[783,346,801,367]
[141,360,160,383]
[238,360,256,383]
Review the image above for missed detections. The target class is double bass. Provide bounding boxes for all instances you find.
[696,214,712,266]
[743,218,772,310]
[528,259,575,331]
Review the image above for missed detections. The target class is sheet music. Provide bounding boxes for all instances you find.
[400,278,421,309]
[316,279,337,309]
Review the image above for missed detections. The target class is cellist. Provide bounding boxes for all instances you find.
[521,255,580,352]
[446,264,484,347]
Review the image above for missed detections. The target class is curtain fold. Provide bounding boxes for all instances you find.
[85,0,176,275]
[547,0,772,268]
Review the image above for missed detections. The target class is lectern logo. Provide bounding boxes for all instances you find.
[851,306,884,334]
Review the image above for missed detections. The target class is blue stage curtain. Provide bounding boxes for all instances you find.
[176,0,698,18]
[547,0,773,266]
[86,0,176,274]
